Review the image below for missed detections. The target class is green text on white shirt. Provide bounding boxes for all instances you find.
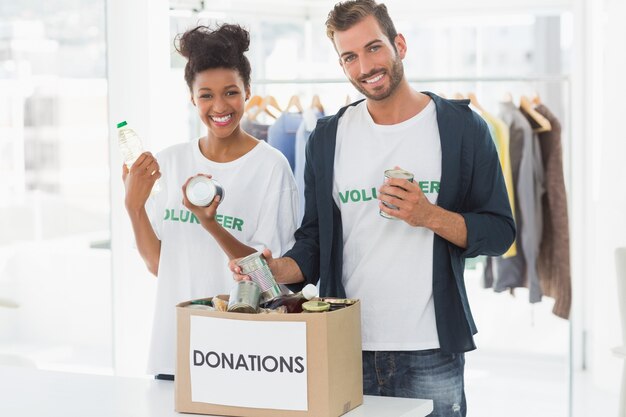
[163,209,244,231]
[338,181,440,204]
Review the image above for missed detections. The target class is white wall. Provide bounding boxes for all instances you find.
[106,0,170,376]
[571,0,626,404]
[588,0,626,393]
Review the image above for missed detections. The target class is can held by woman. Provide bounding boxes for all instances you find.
[185,175,225,207]
[235,252,282,303]
[380,168,414,219]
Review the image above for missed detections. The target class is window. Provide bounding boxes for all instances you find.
[0,0,111,374]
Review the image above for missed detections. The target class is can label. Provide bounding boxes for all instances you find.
[236,252,282,303]
[227,280,261,314]
[380,168,414,219]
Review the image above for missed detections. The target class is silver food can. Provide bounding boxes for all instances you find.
[185,175,225,207]
[235,252,282,303]
[227,280,261,313]
[380,168,414,219]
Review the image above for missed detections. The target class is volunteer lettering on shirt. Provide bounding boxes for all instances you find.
[163,208,244,231]
[338,180,440,204]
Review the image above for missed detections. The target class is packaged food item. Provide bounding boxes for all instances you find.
[302,300,331,313]
[320,297,358,311]
[211,295,229,312]
[185,175,224,207]
[187,304,216,311]
[260,283,318,313]
[190,299,213,306]
[380,168,414,219]
[257,306,288,314]
[227,281,261,314]
[236,252,282,302]
[117,120,160,195]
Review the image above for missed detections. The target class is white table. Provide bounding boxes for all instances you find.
[0,365,433,417]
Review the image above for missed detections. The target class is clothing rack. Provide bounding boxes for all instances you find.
[252,75,570,84]
[251,74,573,417]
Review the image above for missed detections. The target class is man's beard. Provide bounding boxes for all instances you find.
[351,55,404,101]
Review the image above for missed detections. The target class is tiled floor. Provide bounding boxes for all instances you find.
[466,348,568,416]
[465,350,624,417]
[465,348,617,416]
[463,267,619,417]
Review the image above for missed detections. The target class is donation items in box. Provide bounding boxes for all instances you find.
[175,292,363,417]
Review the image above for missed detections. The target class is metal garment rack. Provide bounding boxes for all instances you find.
[252,74,574,417]
[253,75,570,84]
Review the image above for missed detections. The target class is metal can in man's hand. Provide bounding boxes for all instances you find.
[235,252,282,303]
[380,168,414,219]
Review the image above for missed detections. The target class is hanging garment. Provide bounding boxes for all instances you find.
[520,108,547,303]
[241,116,270,141]
[493,102,544,303]
[295,108,324,221]
[534,104,571,319]
[481,110,518,258]
[267,111,303,172]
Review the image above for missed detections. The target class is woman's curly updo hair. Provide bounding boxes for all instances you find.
[175,24,252,92]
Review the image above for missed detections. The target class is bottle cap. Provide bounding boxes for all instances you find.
[301,284,318,300]
[117,121,127,128]
[302,300,330,312]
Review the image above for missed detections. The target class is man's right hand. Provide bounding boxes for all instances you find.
[122,152,161,213]
[229,248,306,285]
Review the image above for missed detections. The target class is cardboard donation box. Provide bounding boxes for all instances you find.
[175,297,363,417]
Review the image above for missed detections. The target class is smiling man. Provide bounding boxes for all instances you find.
[232,2,515,416]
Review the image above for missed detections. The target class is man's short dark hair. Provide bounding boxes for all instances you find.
[325,0,398,49]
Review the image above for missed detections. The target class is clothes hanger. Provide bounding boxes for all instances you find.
[531,92,542,106]
[286,94,303,113]
[519,95,551,133]
[345,94,351,106]
[265,95,282,112]
[244,95,263,121]
[501,92,513,103]
[452,92,465,100]
[249,95,280,121]
[310,94,324,113]
[245,95,262,113]
[467,92,485,113]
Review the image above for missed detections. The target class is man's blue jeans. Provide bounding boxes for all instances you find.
[362,349,466,417]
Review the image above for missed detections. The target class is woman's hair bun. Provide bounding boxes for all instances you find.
[218,24,250,54]
[176,24,252,90]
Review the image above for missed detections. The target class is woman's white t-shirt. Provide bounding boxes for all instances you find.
[145,138,298,375]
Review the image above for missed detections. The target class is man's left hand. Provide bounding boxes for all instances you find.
[378,177,434,227]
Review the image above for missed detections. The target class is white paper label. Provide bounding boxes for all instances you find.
[189,315,308,411]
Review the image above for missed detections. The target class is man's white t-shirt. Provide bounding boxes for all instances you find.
[145,139,298,375]
[333,99,442,351]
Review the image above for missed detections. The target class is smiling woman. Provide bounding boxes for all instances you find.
[120,23,299,378]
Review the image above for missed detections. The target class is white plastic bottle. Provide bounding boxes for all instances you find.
[117,120,160,195]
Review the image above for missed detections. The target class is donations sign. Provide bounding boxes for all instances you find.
[189,315,308,410]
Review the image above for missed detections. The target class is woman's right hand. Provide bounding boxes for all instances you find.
[122,152,161,213]
[181,174,221,228]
